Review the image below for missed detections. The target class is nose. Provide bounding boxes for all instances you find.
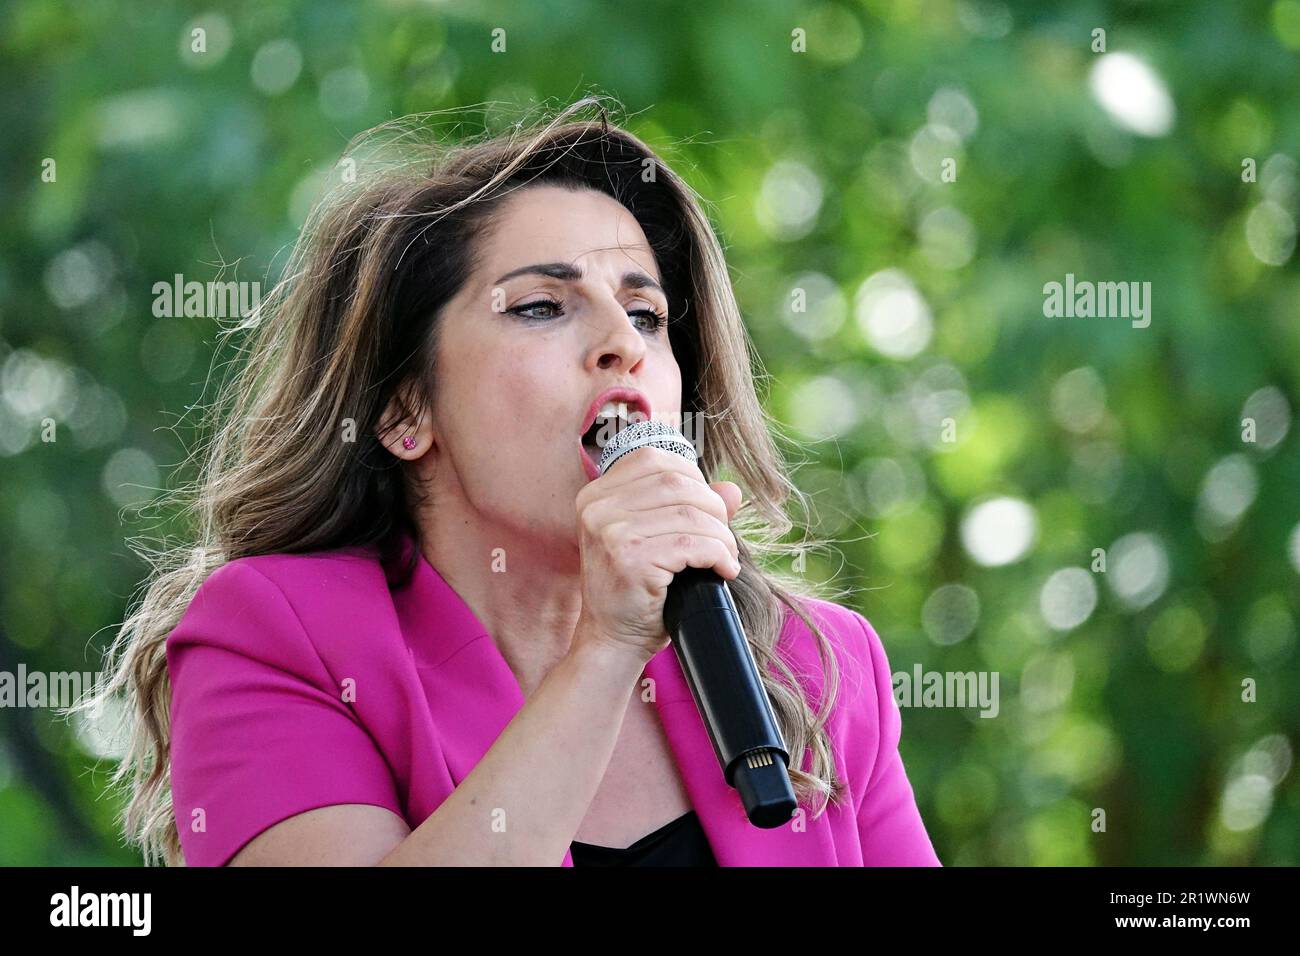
[584,297,648,373]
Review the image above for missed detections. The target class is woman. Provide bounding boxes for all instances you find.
[80,97,941,867]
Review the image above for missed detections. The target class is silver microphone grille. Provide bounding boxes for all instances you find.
[597,419,698,475]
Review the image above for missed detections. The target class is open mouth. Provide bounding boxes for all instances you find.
[578,396,650,480]
[580,408,628,473]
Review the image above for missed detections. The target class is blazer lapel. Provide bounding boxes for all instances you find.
[392,540,528,799]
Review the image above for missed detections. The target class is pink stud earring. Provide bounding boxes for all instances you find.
[402,435,417,450]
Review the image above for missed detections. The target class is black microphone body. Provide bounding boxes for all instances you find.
[598,420,799,828]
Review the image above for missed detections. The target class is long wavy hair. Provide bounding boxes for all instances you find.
[67,95,858,866]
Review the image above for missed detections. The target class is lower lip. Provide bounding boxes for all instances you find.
[579,439,601,481]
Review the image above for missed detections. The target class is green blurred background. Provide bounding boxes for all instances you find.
[1,0,1297,865]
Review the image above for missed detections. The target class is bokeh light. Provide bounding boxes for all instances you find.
[1105,532,1170,611]
[961,497,1037,567]
[855,269,933,360]
[1088,52,1175,137]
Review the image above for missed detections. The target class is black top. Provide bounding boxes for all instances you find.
[570,810,717,867]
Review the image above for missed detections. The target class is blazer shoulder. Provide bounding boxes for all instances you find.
[225,543,385,594]
[203,543,388,606]
[778,593,884,711]
[167,544,390,665]
[779,594,906,798]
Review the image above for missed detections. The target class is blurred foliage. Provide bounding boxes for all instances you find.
[1,0,1297,866]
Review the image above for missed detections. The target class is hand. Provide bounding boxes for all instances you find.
[572,446,743,663]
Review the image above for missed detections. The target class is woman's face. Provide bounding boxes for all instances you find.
[415,184,682,549]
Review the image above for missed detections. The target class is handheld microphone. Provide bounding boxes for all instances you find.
[598,419,798,828]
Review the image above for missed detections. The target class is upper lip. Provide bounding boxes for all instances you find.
[580,387,652,437]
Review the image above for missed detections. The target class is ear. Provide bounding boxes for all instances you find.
[375,384,434,460]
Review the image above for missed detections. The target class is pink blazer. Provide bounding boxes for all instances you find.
[167,532,941,867]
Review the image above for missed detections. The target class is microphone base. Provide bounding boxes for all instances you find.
[733,749,798,828]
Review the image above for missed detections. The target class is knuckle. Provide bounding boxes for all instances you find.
[612,537,639,570]
[674,532,694,550]
[662,470,689,491]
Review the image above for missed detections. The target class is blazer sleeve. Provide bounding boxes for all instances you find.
[848,609,942,866]
[166,560,405,866]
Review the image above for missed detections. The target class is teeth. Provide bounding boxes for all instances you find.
[587,401,634,445]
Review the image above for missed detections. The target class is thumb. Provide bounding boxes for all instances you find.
[709,481,743,522]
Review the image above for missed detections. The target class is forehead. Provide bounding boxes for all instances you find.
[480,185,660,281]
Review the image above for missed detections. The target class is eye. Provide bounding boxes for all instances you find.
[509,296,668,333]
[629,308,670,333]
[508,297,565,320]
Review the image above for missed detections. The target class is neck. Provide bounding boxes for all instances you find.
[414,490,584,698]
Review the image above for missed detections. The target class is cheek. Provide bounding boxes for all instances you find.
[478,366,563,450]
[657,355,684,410]
[452,330,572,460]
[434,375,499,464]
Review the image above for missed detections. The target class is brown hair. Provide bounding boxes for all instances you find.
[66,94,857,865]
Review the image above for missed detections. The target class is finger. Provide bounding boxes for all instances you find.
[642,532,741,579]
[592,445,705,490]
[609,504,739,562]
[608,468,731,527]
[575,446,700,514]
[709,481,742,522]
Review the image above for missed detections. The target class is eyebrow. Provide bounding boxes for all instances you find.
[492,261,665,297]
